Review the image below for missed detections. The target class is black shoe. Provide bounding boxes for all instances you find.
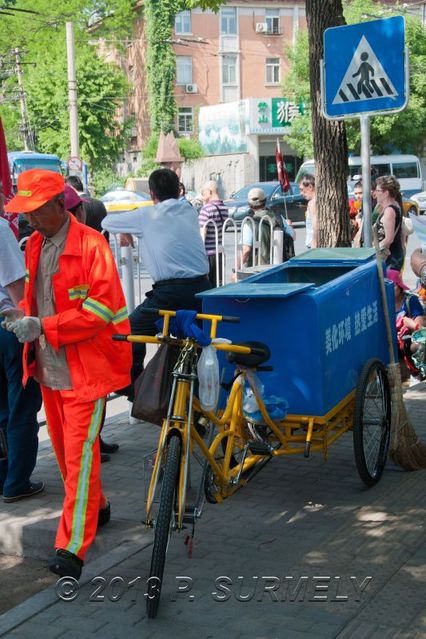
[3,481,45,503]
[49,549,83,579]
[100,438,119,454]
[101,453,110,464]
[98,501,111,528]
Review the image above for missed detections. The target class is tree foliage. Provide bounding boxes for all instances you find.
[0,0,135,170]
[144,0,224,136]
[283,0,426,157]
[144,1,178,135]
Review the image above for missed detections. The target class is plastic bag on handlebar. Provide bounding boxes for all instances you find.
[131,343,180,426]
[197,344,219,411]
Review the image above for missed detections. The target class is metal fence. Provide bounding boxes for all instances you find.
[111,217,288,312]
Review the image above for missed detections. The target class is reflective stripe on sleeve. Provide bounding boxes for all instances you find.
[68,285,90,301]
[82,297,114,322]
[112,306,128,325]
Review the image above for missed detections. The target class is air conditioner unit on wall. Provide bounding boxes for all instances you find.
[255,22,268,33]
[185,83,198,94]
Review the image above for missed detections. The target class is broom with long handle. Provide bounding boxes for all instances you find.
[374,241,426,469]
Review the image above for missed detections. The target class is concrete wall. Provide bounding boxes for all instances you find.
[181,152,257,198]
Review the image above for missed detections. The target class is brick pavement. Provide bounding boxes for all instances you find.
[0,383,424,639]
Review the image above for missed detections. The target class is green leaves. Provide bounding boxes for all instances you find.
[283,0,426,157]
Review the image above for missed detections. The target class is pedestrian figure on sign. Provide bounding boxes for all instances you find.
[353,52,374,95]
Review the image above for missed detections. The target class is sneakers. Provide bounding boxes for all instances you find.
[98,501,111,528]
[3,481,45,503]
[49,549,83,579]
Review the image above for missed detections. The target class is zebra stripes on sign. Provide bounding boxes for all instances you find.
[333,36,397,105]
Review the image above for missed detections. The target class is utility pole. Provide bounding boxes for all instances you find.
[66,21,80,159]
[13,47,33,151]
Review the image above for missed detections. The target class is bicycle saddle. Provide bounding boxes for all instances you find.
[226,341,270,367]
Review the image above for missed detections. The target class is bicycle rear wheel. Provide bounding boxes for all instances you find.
[146,434,181,618]
[353,358,391,486]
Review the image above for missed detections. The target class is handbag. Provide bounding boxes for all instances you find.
[131,343,179,425]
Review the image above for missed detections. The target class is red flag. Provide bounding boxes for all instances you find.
[275,138,290,193]
[0,116,19,239]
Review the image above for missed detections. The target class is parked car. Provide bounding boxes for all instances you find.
[101,188,152,213]
[401,197,420,217]
[410,191,426,215]
[224,181,307,226]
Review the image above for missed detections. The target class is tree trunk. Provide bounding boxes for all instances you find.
[305,0,351,247]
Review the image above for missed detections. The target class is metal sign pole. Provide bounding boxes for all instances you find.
[360,114,372,248]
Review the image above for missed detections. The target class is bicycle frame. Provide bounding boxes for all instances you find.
[122,309,356,531]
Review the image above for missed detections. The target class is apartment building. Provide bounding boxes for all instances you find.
[120,0,424,192]
[121,1,306,189]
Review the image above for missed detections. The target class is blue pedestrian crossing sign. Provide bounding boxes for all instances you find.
[322,16,408,119]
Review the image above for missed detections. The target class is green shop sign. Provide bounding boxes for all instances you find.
[271,98,305,127]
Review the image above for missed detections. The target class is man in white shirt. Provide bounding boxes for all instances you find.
[102,168,211,392]
[0,215,42,502]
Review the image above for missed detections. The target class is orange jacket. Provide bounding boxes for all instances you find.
[22,214,131,400]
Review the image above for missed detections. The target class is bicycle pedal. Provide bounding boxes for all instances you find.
[248,440,273,456]
[182,507,196,524]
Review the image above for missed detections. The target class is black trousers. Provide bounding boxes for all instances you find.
[129,276,212,392]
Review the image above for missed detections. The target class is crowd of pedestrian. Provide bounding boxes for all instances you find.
[0,161,425,584]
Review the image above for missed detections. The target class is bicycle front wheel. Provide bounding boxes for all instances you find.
[146,434,181,619]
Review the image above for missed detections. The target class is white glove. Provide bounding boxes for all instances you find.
[8,317,42,343]
[0,308,24,330]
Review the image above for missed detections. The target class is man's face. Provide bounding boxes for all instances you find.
[354,188,363,200]
[299,182,314,201]
[201,188,212,204]
[25,195,68,237]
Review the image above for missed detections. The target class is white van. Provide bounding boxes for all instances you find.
[296,154,423,198]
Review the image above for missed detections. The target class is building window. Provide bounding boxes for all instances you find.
[222,55,237,85]
[265,58,280,84]
[178,107,193,134]
[221,7,237,34]
[176,56,193,84]
[175,10,191,34]
[266,9,280,35]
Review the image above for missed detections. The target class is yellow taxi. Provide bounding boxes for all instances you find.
[101,189,152,213]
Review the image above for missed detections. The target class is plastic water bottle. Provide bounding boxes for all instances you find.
[197,345,219,412]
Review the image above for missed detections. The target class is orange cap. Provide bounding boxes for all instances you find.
[5,169,65,214]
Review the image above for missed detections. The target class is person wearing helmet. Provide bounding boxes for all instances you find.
[241,187,295,267]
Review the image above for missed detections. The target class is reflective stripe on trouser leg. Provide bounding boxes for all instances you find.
[50,392,106,560]
[66,397,104,556]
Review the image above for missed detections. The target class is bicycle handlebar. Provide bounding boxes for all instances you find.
[139,307,240,324]
[112,333,265,358]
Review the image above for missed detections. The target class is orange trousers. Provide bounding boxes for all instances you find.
[41,386,107,561]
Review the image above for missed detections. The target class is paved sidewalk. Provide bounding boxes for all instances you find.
[0,383,425,639]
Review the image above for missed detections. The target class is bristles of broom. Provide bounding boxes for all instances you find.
[374,240,426,470]
[387,362,426,469]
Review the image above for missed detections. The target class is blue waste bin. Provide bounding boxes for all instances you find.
[198,248,395,417]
